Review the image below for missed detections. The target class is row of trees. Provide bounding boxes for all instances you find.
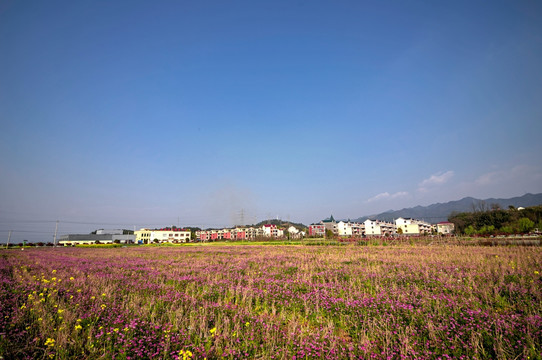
[5,242,55,247]
[449,206,542,236]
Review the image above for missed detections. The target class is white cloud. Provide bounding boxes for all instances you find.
[367,191,408,202]
[418,171,454,191]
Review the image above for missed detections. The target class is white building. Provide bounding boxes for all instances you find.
[364,219,396,236]
[436,222,455,235]
[262,224,284,238]
[135,228,191,244]
[395,218,432,235]
[337,221,352,236]
[337,221,365,237]
[287,226,304,239]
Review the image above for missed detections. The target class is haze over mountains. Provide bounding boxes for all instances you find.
[352,193,542,224]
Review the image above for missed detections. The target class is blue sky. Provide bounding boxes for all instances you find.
[1,1,542,242]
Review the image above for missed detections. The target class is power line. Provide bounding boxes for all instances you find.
[0,229,54,234]
[0,220,57,224]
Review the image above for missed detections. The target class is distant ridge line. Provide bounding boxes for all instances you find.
[352,193,542,224]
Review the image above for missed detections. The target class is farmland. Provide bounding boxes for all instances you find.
[1,245,541,359]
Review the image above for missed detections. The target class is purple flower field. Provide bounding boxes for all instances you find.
[1,245,541,359]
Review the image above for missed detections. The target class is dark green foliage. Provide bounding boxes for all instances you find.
[253,219,308,232]
[449,206,542,235]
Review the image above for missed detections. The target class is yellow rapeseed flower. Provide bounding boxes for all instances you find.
[210,327,216,336]
[179,349,193,360]
[70,277,74,281]
[75,324,83,331]
[45,338,55,347]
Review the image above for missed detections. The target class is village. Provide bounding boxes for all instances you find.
[57,216,454,246]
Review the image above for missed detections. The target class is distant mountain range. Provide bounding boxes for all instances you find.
[352,193,542,224]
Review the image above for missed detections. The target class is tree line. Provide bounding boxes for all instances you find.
[448,205,542,236]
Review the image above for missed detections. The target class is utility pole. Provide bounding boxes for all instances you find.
[53,220,59,247]
[6,230,12,249]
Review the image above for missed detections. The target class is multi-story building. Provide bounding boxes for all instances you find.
[236,227,265,239]
[379,221,396,236]
[135,228,152,243]
[351,222,365,236]
[322,215,338,234]
[337,221,353,236]
[395,218,432,235]
[337,221,365,237]
[135,228,191,244]
[262,224,280,237]
[418,221,432,234]
[308,223,325,237]
[364,219,396,236]
[436,221,455,235]
[363,219,380,236]
[196,229,225,241]
[197,225,281,242]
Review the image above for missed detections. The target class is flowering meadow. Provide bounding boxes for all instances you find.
[1,245,541,359]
